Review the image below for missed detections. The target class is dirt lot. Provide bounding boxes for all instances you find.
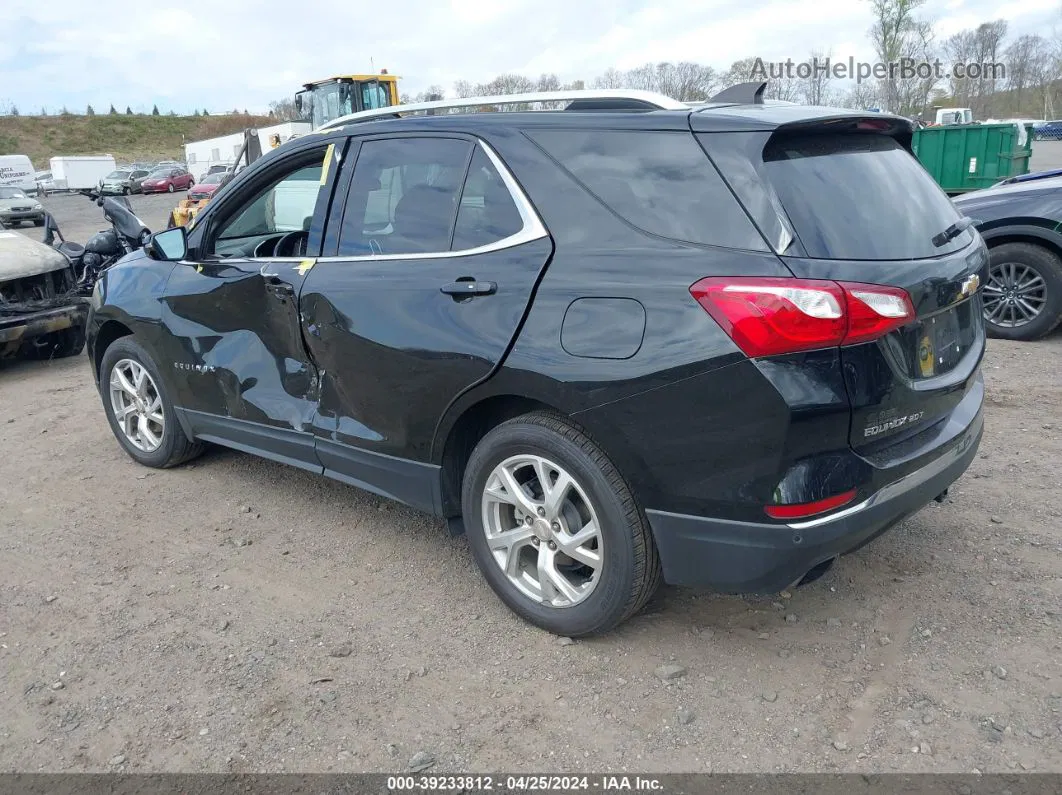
[1,193,1060,774]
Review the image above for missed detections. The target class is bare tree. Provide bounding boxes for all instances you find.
[452,80,476,98]
[1004,34,1048,114]
[800,51,836,105]
[866,0,938,115]
[839,81,880,110]
[592,68,624,89]
[268,97,302,121]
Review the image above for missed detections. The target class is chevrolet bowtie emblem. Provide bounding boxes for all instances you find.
[960,273,980,297]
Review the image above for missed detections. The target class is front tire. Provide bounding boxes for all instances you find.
[99,337,205,468]
[461,412,661,636]
[167,183,175,193]
[983,242,1062,341]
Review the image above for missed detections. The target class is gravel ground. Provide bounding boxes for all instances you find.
[0,193,1060,774]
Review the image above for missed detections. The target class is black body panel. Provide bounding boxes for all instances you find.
[86,101,985,596]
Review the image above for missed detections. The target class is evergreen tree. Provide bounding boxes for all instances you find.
[86,104,96,115]
[126,106,133,115]
[9,105,19,117]
[151,104,160,116]
[109,104,118,114]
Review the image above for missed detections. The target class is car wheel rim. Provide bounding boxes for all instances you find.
[109,358,165,452]
[481,454,603,608]
[983,261,1047,328]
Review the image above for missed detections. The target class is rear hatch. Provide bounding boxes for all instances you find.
[698,117,987,453]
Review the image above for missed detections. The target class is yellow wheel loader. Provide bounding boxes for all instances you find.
[295,71,400,129]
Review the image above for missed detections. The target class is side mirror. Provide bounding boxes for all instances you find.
[145,226,188,261]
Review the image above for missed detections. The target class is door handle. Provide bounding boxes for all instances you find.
[265,277,295,300]
[440,280,496,297]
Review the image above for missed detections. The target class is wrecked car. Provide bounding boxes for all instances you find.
[0,227,87,360]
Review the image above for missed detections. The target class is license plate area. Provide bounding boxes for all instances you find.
[895,299,977,381]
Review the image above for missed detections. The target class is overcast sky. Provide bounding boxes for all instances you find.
[1,0,1060,114]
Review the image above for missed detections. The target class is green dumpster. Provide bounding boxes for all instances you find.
[912,123,1032,194]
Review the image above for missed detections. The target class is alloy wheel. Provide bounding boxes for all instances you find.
[109,359,165,452]
[480,454,603,608]
[983,261,1047,328]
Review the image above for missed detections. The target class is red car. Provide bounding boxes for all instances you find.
[186,172,227,201]
[140,167,194,194]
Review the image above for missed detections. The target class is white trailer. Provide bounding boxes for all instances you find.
[184,121,311,180]
[49,155,117,191]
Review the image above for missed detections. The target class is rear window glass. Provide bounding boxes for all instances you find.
[760,133,971,260]
[526,129,766,251]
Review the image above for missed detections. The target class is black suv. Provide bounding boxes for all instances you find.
[86,88,986,636]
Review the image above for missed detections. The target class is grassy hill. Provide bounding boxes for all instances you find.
[0,113,275,169]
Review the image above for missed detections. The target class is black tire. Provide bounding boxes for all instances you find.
[123,186,130,195]
[461,412,661,636]
[21,326,85,360]
[99,336,205,468]
[167,183,175,193]
[984,242,1062,341]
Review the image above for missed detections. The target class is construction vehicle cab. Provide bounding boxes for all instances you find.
[295,72,400,129]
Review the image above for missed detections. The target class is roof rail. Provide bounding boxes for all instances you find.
[318,89,689,131]
[708,81,768,105]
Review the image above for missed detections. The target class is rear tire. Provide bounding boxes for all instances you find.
[167,183,175,193]
[461,412,661,636]
[983,242,1062,341]
[99,337,205,468]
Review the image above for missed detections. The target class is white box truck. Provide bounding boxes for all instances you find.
[0,155,37,195]
[49,155,117,191]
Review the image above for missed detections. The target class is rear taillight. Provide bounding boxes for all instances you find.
[690,277,915,358]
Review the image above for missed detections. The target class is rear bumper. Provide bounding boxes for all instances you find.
[646,400,983,593]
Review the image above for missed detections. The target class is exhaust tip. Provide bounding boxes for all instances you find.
[796,557,836,587]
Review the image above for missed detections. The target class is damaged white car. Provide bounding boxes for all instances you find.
[0,228,87,360]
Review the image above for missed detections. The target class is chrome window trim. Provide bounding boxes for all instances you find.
[313,138,548,263]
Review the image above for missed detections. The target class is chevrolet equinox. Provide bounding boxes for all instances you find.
[87,86,986,636]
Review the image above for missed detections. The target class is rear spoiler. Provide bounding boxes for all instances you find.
[769,114,916,153]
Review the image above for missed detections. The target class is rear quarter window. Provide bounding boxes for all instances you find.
[525,129,767,251]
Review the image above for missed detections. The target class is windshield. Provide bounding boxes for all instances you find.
[361,80,391,110]
[203,173,226,184]
[308,82,352,128]
[760,133,971,260]
[0,187,27,199]
[106,171,130,179]
[147,170,170,178]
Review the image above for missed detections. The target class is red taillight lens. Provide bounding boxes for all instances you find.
[840,282,916,345]
[690,277,915,358]
[764,489,858,519]
[689,278,846,357]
